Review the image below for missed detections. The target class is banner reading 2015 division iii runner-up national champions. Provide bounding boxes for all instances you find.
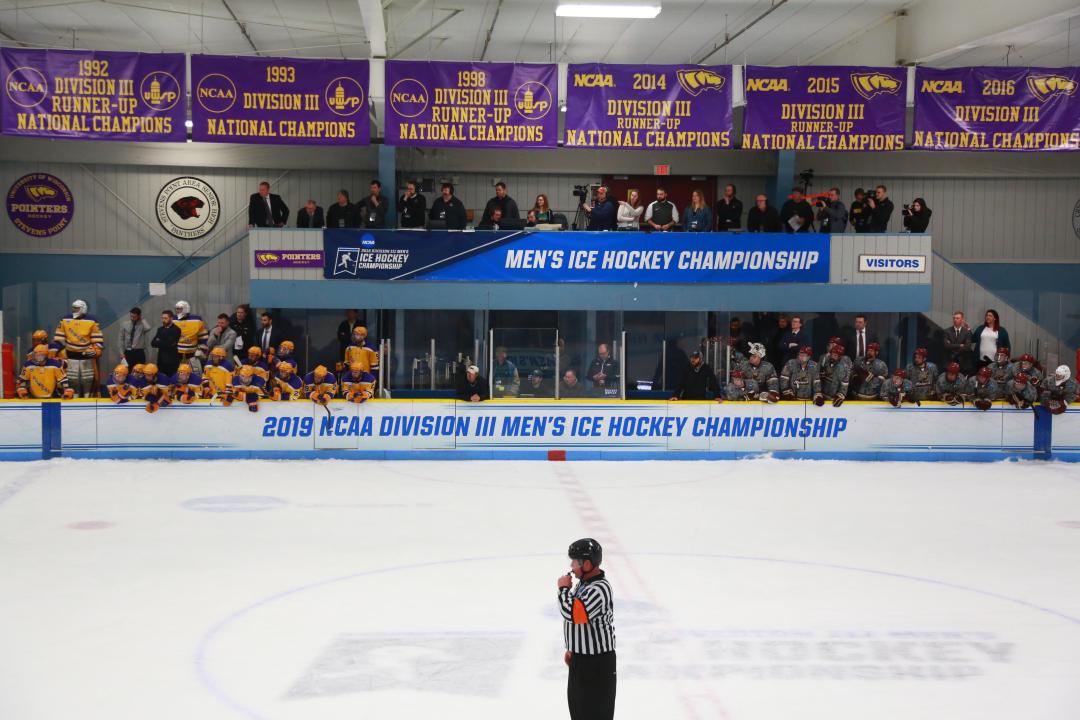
[190,54,369,145]
[564,63,732,149]
[384,61,558,148]
[1,48,186,141]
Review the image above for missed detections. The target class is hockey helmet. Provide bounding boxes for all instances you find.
[31,329,48,344]
[247,346,262,359]
[348,361,365,374]
[799,345,813,358]
[210,347,227,359]
[113,364,129,378]
[731,370,745,384]
[946,362,961,378]
[829,343,845,358]
[892,368,906,379]
[996,347,1010,361]
[1054,365,1071,386]
[278,340,295,354]
[238,365,254,379]
[1018,354,1035,368]
[313,365,329,380]
[1013,372,1029,385]
[71,299,87,317]
[977,367,992,382]
[142,363,158,377]
[352,325,368,341]
[177,363,192,377]
[132,364,145,376]
[568,538,602,567]
[914,347,928,360]
[748,342,767,359]
[31,344,48,362]
[866,341,881,356]
[828,336,842,347]
[174,300,190,317]
[277,359,295,374]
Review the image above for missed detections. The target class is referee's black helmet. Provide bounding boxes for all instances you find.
[568,538,602,567]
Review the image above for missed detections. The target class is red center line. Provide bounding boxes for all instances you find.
[554,463,733,720]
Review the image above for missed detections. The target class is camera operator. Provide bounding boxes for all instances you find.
[849,188,871,233]
[582,185,618,231]
[865,184,894,232]
[815,187,847,234]
[902,197,932,233]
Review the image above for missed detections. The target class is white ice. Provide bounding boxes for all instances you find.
[2,458,1080,720]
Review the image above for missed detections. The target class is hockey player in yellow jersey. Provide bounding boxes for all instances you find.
[270,359,305,401]
[305,365,337,405]
[27,329,65,366]
[202,347,234,399]
[17,345,73,399]
[343,326,379,377]
[173,301,210,374]
[106,365,137,404]
[53,299,103,397]
[231,365,266,412]
[341,361,376,403]
[240,346,271,382]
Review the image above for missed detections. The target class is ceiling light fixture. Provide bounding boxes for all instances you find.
[185,120,194,129]
[556,3,661,19]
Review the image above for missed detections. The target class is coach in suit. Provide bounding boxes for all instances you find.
[296,199,324,228]
[256,312,287,355]
[842,314,880,361]
[942,311,974,374]
[248,181,289,227]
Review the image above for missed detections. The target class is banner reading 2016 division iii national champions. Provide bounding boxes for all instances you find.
[384,61,557,148]
[913,67,1080,151]
[190,54,369,145]
[564,63,732,149]
[742,65,905,151]
[1,48,185,141]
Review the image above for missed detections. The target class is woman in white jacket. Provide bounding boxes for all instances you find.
[617,189,644,230]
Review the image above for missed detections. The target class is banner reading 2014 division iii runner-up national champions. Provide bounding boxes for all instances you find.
[564,63,732,149]
[384,61,558,148]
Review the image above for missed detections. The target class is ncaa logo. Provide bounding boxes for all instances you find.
[389,78,429,118]
[5,65,48,108]
[196,72,237,113]
[156,176,221,240]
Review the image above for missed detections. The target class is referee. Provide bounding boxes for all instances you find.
[558,538,616,719]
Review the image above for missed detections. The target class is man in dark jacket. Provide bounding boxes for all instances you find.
[229,304,256,361]
[866,184,894,232]
[584,186,618,231]
[482,182,520,224]
[841,314,879,362]
[336,309,364,362]
[152,309,181,376]
[849,188,871,233]
[398,180,426,228]
[780,187,814,233]
[777,315,809,366]
[671,351,719,400]
[815,187,847,233]
[429,183,467,229]
[326,190,358,229]
[358,180,388,228]
[586,343,620,397]
[715,184,743,231]
[747,194,782,232]
[942,311,974,374]
[296,199,324,228]
[457,365,489,402]
[248,181,289,227]
[559,369,587,398]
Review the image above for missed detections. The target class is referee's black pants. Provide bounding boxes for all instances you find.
[567,650,616,720]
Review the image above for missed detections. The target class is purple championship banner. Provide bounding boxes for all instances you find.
[913,67,1080,151]
[190,55,369,145]
[564,63,732,149]
[1,48,185,141]
[384,61,557,148]
[254,250,324,268]
[742,65,905,151]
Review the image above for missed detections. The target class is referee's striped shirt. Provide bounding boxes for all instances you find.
[558,571,615,654]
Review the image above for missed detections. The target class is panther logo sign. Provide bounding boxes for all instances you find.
[156,177,220,240]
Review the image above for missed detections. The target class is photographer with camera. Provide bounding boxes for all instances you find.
[849,188,871,233]
[865,185,894,233]
[902,197,932,233]
[580,185,618,231]
[815,187,848,234]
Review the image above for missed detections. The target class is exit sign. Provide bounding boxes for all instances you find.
[653,164,670,176]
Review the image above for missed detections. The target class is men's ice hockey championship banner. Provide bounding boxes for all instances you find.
[564,63,732,149]
[1,48,185,141]
[913,67,1080,151]
[384,61,557,148]
[190,55,369,145]
[742,65,905,151]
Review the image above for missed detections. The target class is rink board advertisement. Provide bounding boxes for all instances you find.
[383,61,558,148]
[564,63,733,149]
[742,65,906,151]
[0,400,1049,459]
[1,48,186,141]
[190,54,369,145]
[323,230,830,283]
[913,67,1080,151]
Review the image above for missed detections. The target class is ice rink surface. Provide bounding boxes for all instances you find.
[2,457,1080,720]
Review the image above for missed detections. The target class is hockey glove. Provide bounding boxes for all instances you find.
[813,394,825,407]
[832,395,844,408]
[974,398,992,411]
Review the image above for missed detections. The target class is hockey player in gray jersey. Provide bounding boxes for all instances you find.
[1008,354,1043,388]
[880,368,916,407]
[820,336,853,377]
[816,342,851,407]
[739,342,779,403]
[987,347,1011,398]
[719,370,758,401]
[853,342,889,400]
[1003,372,1038,409]
[905,347,938,401]
[935,362,968,406]
[780,346,820,400]
[968,366,998,410]
[1040,365,1078,415]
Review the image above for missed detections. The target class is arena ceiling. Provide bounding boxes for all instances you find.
[0,0,1077,68]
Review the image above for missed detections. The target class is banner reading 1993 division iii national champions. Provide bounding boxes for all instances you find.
[742,65,905,151]
[384,61,557,148]
[190,54,369,145]
[564,63,732,149]
[1,48,186,141]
